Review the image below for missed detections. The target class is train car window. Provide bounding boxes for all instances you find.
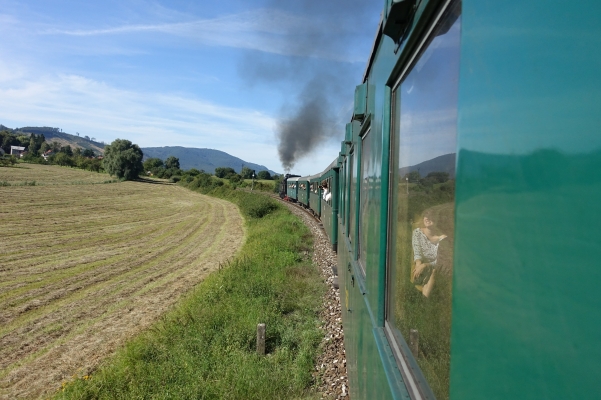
[348,150,356,243]
[358,127,372,273]
[340,163,346,225]
[386,1,461,400]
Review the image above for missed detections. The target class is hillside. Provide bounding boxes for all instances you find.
[1,125,106,154]
[399,153,456,179]
[141,146,279,175]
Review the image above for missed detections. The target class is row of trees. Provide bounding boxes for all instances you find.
[1,129,98,158]
[143,156,182,179]
[214,166,274,180]
[1,130,37,154]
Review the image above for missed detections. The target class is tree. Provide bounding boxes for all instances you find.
[404,170,420,182]
[40,142,50,155]
[229,174,242,183]
[53,152,73,167]
[165,156,180,170]
[214,167,236,178]
[29,135,41,155]
[257,170,271,180]
[60,145,73,156]
[82,148,95,158]
[143,157,164,172]
[424,171,450,183]
[241,166,254,179]
[103,139,144,180]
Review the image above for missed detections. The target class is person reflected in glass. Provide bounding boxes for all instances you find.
[411,210,447,298]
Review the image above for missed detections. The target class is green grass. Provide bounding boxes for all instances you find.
[56,185,326,399]
[241,179,276,192]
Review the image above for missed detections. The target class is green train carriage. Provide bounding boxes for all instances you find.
[318,161,339,252]
[286,176,299,201]
[297,177,310,208]
[313,0,601,399]
[307,173,323,217]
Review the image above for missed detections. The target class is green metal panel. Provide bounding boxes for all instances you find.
[345,123,353,145]
[297,178,309,206]
[353,83,368,121]
[451,1,601,399]
[287,177,299,200]
[308,175,322,217]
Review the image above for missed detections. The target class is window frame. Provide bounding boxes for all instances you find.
[358,125,372,275]
[384,0,461,399]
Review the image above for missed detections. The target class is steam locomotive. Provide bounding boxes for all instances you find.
[281,0,601,399]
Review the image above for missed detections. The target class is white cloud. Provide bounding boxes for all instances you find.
[0,72,282,170]
[40,8,361,62]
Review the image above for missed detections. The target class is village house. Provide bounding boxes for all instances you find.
[10,146,26,157]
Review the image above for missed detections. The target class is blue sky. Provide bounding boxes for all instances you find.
[0,0,380,175]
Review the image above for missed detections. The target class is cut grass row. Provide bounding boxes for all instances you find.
[0,163,114,185]
[0,167,245,399]
[56,184,326,399]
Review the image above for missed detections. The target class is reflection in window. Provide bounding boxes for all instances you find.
[359,128,372,272]
[348,151,356,243]
[387,2,461,400]
[340,162,346,225]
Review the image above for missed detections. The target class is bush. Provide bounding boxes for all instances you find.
[237,194,278,219]
[0,155,17,167]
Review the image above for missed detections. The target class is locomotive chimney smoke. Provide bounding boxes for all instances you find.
[277,90,332,171]
[237,0,376,171]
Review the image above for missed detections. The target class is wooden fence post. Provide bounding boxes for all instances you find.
[410,329,419,359]
[257,323,266,355]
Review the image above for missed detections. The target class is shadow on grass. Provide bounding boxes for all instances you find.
[133,177,174,185]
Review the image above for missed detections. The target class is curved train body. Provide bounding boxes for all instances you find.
[290,0,601,398]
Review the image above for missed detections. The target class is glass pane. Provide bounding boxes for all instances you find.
[348,151,356,243]
[342,161,346,224]
[359,129,372,271]
[387,2,461,400]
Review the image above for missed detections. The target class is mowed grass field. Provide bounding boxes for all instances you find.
[0,164,245,399]
[0,163,116,185]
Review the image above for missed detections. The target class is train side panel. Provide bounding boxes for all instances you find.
[308,175,322,217]
[451,1,601,399]
[321,165,339,252]
[287,177,299,201]
[297,178,310,207]
[337,0,601,399]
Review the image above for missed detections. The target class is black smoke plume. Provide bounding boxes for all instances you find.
[238,0,378,171]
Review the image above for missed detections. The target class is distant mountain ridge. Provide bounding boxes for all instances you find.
[399,153,456,179]
[141,146,278,175]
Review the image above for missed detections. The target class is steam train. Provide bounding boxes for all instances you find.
[280,0,601,399]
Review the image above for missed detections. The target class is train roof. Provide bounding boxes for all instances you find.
[287,177,300,182]
[305,173,322,182]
